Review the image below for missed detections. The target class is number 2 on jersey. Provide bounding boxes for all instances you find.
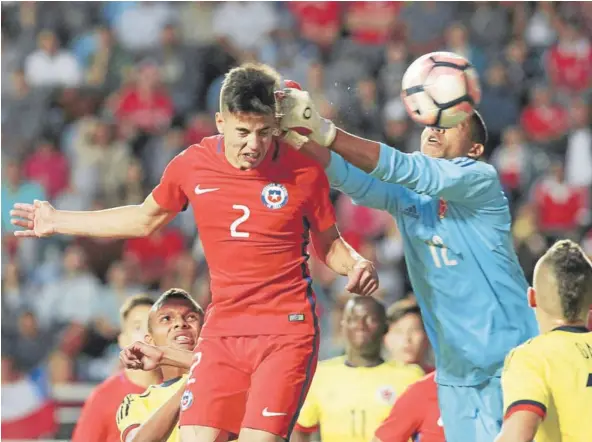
[429,245,458,268]
[230,205,250,238]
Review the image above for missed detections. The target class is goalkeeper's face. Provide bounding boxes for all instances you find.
[216,111,277,170]
[420,119,476,160]
[146,299,202,351]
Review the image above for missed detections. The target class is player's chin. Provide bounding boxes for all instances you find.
[421,142,446,159]
[170,340,196,351]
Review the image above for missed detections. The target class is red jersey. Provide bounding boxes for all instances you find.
[374,372,445,442]
[152,135,336,337]
[72,372,147,442]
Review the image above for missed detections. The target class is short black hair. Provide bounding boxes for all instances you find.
[387,299,422,325]
[120,294,155,323]
[349,296,388,323]
[152,288,204,318]
[542,240,592,322]
[469,110,488,146]
[219,63,281,115]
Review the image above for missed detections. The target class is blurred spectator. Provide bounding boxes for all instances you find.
[1,356,57,439]
[479,63,520,148]
[384,299,433,372]
[520,85,569,145]
[159,251,200,295]
[114,2,177,53]
[177,2,217,46]
[124,226,185,288]
[400,2,456,56]
[512,203,548,282]
[546,20,592,96]
[24,29,82,88]
[382,99,421,153]
[23,138,70,200]
[1,70,51,158]
[185,113,217,146]
[288,2,341,52]
[469,2,511,52]
[491,127,535,203]
[340,77,383,140]
[144,126,185,188]
[76,200,126,282]
[524,2,559,50]
[503,39,531,98]
[1,158,46,273]
[378,40,409,102]
[532,162,590,239]
[151,23,202,114]
[85,25,133,94]
[212,2,279,61]
[444,22,487,76]
[35,245,103,382]
[344,1,402,50]
[10,311,56,374]
[564,99,592,188]
[71,119,131,205]
[115,61,174,135]
[119,159,149,206]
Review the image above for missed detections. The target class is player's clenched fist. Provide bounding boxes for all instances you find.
[120,341,163,371]
[277,88,336,148]
[345,259,379,296]
[10,199,56,237]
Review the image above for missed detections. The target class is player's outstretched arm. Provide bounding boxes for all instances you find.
[121,342,194,371]
[280,88,498,204]
[10,194,176,239]
[125,380,186,442]
[311,225,379,296]
[282,131,405,213]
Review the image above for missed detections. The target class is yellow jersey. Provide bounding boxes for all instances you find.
[295,356,424,442]
[502,325,592,442]
[116,375,187,442]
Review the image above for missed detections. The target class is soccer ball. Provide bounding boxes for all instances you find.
[401,52,481,129]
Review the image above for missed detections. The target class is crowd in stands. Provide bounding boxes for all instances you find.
[1,3,590,437]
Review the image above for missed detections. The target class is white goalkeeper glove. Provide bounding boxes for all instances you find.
[278,88,337,148]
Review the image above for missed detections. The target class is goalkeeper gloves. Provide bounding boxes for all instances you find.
[278,88,337,148]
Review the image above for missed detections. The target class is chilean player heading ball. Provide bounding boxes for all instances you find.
[277,52,538,442]
[10,64,379,442]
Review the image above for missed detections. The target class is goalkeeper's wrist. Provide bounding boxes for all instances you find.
[310,118,337,148]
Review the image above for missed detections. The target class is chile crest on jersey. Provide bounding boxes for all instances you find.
[261,183,289,210]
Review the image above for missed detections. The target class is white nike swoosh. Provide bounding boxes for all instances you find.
[262,408,287,417]
[194,185,220,195]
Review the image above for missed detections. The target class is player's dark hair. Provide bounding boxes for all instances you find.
[120,294,155,323]
[153,288,204,318]
[543,240,592,322]
[351,296,388,334]
[219,63,281,115]
[387,299,422,325]
[469,110,488,146]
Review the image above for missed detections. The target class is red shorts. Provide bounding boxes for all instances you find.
[179,334,319,438]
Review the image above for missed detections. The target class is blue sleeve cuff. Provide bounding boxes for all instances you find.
[370,143,397,182]
[325,151,349,187]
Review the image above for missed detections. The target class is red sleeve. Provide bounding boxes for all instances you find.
[374,383,423,442]
[71,388,109,442]
[293,423,319,433]
[121,424,140,442]
[151,153,189,213]
[305,165,336,233]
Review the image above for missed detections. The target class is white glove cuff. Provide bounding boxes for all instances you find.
[311,118,337,147]
[282,130,309,150]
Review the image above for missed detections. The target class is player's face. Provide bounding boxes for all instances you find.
[216,111,276,170]
[420,119,475,159]
[118,305,152,349]
[146,299,202,351]
[384,313,429,365]
[342,300,385,356]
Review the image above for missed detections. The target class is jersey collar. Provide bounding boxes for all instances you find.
[552,325,590,333]
[159,376,184,387]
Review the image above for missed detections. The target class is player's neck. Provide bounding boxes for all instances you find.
[125,368,162,388]
[345,351,384,368]
[540,315,588,334]
[161,365,186,381]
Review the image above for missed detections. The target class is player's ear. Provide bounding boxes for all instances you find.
[215,112,224,135]
[527,287,537,308]
[468,142,484,159]
[144,333,154,345]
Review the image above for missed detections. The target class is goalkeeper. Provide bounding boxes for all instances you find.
[277,88,538,442]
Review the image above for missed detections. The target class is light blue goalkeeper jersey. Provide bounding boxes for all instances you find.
[327,144,538,386]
